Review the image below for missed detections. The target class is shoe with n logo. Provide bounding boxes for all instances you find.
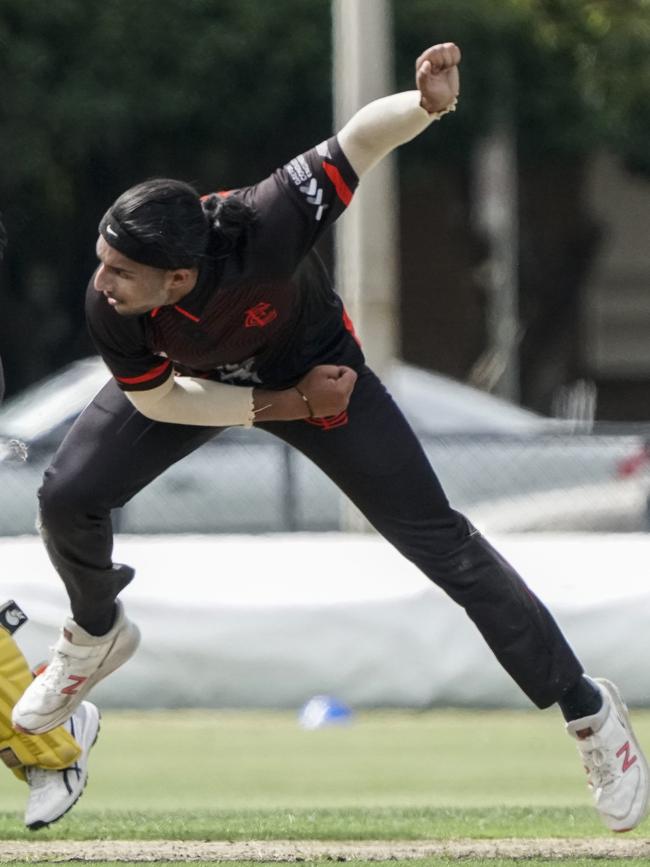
[567,678,649,832]
[12,600,139,735]
[24,701,100,830]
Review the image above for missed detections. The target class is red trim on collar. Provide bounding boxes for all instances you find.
[173,305,200,322]
[149,305,200,322]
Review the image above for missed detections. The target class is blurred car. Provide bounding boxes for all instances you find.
[0,356,646,535]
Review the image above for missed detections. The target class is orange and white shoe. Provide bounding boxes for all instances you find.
[567,678,649,832]
[12,601,139,734]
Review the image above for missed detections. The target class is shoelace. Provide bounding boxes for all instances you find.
[26,761,80,795]
[583,746,617,789]
[25,765,55,794]
[39,646,77,689]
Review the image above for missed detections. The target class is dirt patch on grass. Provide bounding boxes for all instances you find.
[2,838,650,861]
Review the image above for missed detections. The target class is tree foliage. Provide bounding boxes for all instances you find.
[0,0,648,391]
[0,0,332,386]
[395,0,650,169]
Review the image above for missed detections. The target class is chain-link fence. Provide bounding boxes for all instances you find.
[1,425,650,536]
[426,430,650,533]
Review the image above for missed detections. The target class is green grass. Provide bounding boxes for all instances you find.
[0,707,649,843]
[0,708,621,810]
[0,805,608,839]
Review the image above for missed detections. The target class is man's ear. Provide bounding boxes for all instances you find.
[168,267,198,294]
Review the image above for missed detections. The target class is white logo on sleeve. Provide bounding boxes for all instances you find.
[285,155,312,186]
[299,178,327,222]
[315,140,331,159]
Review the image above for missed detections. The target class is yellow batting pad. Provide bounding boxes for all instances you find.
[0,605,81,780]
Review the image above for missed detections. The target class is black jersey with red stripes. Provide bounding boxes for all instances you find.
[86,136,364,392]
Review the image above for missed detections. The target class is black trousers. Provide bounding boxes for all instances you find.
[38,367,583,708]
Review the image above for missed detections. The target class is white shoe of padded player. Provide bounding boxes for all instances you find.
[566,677,649,832]
[24,700,100,830]
[12,600,139,734]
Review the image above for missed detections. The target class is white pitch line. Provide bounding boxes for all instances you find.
[2,838,650,862]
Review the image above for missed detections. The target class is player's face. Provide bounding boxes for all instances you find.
[94,237,186,316]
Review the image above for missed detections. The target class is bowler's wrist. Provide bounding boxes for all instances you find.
[419,95,458,119]
[252,387,309,422]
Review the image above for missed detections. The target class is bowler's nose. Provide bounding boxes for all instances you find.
[93,264,109,293]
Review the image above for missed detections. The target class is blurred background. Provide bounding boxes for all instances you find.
[1,0,650,710]
[2,0,650,413]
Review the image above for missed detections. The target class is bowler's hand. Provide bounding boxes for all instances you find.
[415,42,461,114]
[297,365,357,418]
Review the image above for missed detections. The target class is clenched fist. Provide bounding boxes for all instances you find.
[415,42,461,115]
[296,365,357,418]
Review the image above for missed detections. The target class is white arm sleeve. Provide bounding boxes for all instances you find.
[125,375,255,427]
[338,90,456,177]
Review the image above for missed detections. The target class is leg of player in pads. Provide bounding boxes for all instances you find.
[0,601,101,828]
[12,599,139,734]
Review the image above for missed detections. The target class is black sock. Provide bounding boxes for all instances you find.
[558,675,603,722]
[75,604,116,637]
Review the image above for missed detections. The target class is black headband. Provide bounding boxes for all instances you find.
[98,210,196,270]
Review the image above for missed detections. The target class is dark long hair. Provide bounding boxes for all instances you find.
[101,178,254,269]
[201,192,254,261]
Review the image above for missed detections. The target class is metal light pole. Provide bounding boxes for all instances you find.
[332,0,398,380]
[331,0,398,532]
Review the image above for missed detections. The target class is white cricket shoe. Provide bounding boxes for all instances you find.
[567,677,649,832]
[24,700,100,830]
[12,600,139,734]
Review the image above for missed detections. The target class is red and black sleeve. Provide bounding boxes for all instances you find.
[85,276,172,392]
[242,135,358,277]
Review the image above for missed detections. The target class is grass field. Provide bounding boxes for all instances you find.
[1,707,649,864]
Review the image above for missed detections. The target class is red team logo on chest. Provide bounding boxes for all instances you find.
[244,302,278,328]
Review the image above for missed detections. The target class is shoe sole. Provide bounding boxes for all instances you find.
[595,677,650,832]
[26,709,101,831]
[15,624,139,735]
